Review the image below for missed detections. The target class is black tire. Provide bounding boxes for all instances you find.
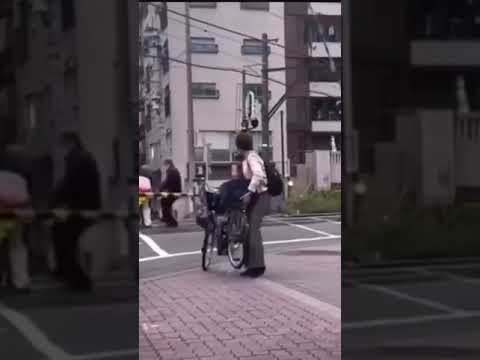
[201,230,215,271]
[227,211,248,269]
[227,237,245,269]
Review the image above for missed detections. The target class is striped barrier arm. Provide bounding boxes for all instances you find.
[140,192,197,199]
[0,208,139,221]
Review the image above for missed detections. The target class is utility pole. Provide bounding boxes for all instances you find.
[139,3,149,165]
[280,110,285,178]
[261,33,270,161]
[242,69,247,128]
[185,2,195,196]
[343,0,355,227]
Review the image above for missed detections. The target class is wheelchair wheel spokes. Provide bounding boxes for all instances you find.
[201,230,215,271]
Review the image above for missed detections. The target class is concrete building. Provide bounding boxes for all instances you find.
[140,2,288,194]
[0,0,15,147]
[9,0,137,274]
[343,0,480,226]
[284,1,342,172]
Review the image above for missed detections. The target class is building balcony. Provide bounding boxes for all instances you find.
[410,40,480,67]
[312,120,341,133]
[309,82,341,97]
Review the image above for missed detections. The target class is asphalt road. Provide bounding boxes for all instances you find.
[139,215,342,309]
[342,262,480,359]
[0,268,138,359]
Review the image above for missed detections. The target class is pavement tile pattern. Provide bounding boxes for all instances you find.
[139,270,340,360]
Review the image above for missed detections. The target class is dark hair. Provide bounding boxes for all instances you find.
[235,131,253,151]
[60,132,82,148]
[164,159,173,167]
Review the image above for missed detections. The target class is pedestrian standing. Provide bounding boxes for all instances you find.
[139,175,152,228]
[151,168,163,220]
[159,159,181,228]
[236,131,269,278]
[0,146,31,292]
[50,132,101,290]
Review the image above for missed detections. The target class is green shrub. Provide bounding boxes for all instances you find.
[343,203,480,261]
[286,189,341,214]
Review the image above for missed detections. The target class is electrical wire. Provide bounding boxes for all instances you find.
[167,57,335,97]
[167,15,287,59]
[165,7,286,49]
[164,25,271,69]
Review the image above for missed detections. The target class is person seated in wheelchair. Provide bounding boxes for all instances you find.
[215,160,249,255]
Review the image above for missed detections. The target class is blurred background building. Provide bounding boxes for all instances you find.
[343,0,480,226]
[1,0,138,277]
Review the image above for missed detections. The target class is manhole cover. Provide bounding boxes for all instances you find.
[281,250,340,256]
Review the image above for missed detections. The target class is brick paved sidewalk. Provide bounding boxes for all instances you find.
[140,267,341,360]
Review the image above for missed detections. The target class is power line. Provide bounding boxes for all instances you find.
[166,7,286,49]
[167,57,335,97]
[165,19,280,66]
[167,15,287,59]
[166,12,324,61]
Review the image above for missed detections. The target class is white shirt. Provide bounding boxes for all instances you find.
[242,151,268,194]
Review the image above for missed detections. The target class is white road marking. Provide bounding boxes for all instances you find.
[0,301,71,359]
[357,283,464,314]
[139,235,340,262]
[139,233,169,257]
[266,216,337,237]
[343,311,480,330]
[259,278,341,321]
[264,235,340,245]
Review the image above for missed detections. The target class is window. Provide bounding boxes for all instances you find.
[240,2,269,11]
[210,164,232,180]
[305,15,341,43]
[164,85,170,117]
[308,58,342,82]
[191,37,219,53]
[192,83,220,99]
[241,39,270,55]
[327,25,336,41]
[61,0,75,31]
[203,132,232,163]
[189,2,217,8]
[194,147,204,162]
[311,98,341,121]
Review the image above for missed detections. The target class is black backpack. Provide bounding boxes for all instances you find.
[264,162,283,197]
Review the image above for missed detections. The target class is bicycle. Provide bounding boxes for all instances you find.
[195,178,249,271]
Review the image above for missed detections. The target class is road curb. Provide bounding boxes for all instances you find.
[343,256,480,270]
[273,212,341,218]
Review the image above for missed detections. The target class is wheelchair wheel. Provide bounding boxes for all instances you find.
[201,230,215,271]
[227,238,245,269]
[227,211,248,269]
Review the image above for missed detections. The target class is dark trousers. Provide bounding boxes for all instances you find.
[53,217,93,289]
[161,196,178,226]
[245,192,269,270]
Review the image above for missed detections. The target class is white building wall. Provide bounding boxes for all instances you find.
[167,2,286,186]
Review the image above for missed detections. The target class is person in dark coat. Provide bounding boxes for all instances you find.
[159,159,181,227]
[217,161,249,214]
[50,132,101,290]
